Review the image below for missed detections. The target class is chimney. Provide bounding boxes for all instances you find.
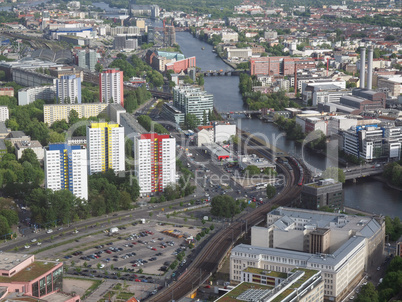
[360,47,365,89]
[367,46,373,90]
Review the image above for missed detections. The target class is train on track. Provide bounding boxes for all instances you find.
[288,157,304,186]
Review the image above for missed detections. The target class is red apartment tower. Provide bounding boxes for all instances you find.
[99,69,124,106]
[134,133,176,195]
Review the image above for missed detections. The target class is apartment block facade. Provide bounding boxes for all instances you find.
[44,143,88,200]
[55,75,81,104]
[43,103,108,125]
[250,57,316,76]
[134,133,176,195]
[99,69,124,106]
[86,122,125,175]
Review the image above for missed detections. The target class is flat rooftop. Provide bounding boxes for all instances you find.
[243,267,287,279]
[0,260,60,283]
[0,253,31,271]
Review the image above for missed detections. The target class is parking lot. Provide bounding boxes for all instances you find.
[49,221,199,281]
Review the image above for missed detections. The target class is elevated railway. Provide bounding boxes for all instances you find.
[146,134,304,302]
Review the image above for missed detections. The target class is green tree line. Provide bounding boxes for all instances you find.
[137,115,168,134]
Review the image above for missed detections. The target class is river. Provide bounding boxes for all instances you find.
[176,31,402,218]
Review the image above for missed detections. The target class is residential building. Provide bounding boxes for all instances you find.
[164,25,176,47]
[173,86,214,125]
[231,207,385,302]
[226,47,252,60]
[0,87,14,97]
[44,143,88,200]
[165,57,196,73]
[301,179,344,211]
[0,253,78,302]
[18,85,56,106]
[0,106,8,122]
[86,122,125,175]
[99,69,124,106]
[108,104,126,124]
[15,140,44,161]
[43,103,108,125]
[55,75,81,104]
[215,268,323,302]
[195,125,214,147]
[134,133,176,195]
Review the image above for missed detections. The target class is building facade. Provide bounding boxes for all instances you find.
[250,57,316,76]
[44,144,88,200]
[55,75,81,104]
[99,69,124,106]
[300,179,344,211]
[43,103,108,125]
[0,106,9,122]
[18,86,56,106]
[134,133,176,196]
[86,122,125,175]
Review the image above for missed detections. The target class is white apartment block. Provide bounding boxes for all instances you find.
[18,85,56,106]
[134,133,176,195]
[44,144,88,200]
[99,69,124,106]
[55,75,81,104]
[86,122,125,175]
[0,106,9,122]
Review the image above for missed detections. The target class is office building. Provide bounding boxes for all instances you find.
[0,253,78,301]
[215,268,323,302]
[342,125,383,160]
[45,143,88,200]
[55,75,81,104]
[86,122,125,175]
[300,179,344,212]
[232,207,385,302]
[173,86,214,125]
[77,50,97,72]
[43,103,108,125]
[134,133,176,195]
[99,69,124,106]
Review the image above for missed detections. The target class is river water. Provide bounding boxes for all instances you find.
[176,31,402,218]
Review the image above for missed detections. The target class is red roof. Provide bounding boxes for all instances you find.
[197,125,213,131]
[140,133,170,140]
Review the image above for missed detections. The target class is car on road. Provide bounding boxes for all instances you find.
[31,238,37,243]
[24,245,30,249]
[377,267,381,271]
[46,229,53,234]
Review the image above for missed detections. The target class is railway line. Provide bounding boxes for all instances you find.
[145,134,304,302]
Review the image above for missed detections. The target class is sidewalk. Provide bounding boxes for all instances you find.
[84,280,114,302]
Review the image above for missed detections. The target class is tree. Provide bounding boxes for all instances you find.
[322,167,345,183]
[356,283,378,302]
[95,62,103,72]
[197,74,204,86]
[0,215,10,238]
[184,113,200,130]
[210,195,245,218]
[68,109,80,125]
[0,209,18,226]
[266,185,276,199]
[244,165,260,176]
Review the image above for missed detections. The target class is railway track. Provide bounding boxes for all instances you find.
[145,135,303,302]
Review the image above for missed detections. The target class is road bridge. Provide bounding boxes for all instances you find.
[344,165,383,180]
[199,70,244,77]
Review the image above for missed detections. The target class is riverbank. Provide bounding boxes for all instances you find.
[372,175,402,192]
[344,206,377,217]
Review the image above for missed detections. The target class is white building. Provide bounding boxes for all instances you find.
[134,133,176,195]
[226,47,253,60]
[18,86,56,106]
[0,106,9,122]
[214,123,236,143]
[86,122,125,175]
[44,144,88,200]
[99,69,124,106]
[231,207,385,302]
[55,75,81,104]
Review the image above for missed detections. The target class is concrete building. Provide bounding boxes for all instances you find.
[250,57,316,76]
[0,253,78,301]
[15,140,44,161]
[12,68,55,86]
[77,50,97,72]
[163,25,176,47]
[134,133,176,196]
[216,268,323,302]
[160,103,185,126]
[377,75,402,98]
[342,125,384,160]
[0,106,9,122]
[301,179,344,212]
[173,86,214,126]
[18,85,56,106]
[238,154,276,171]
[231,207,385,302]
[214,123,237,143]
[165,57,196,73]
[226,47,252,60]
[0,87,14,97]
[45,144,88,200]
[43,103,108,125]
[195,125,214,147]
[86,122,125,175]
[55,75,81,104]
[108,104,126,125]
[99,69,124,106]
